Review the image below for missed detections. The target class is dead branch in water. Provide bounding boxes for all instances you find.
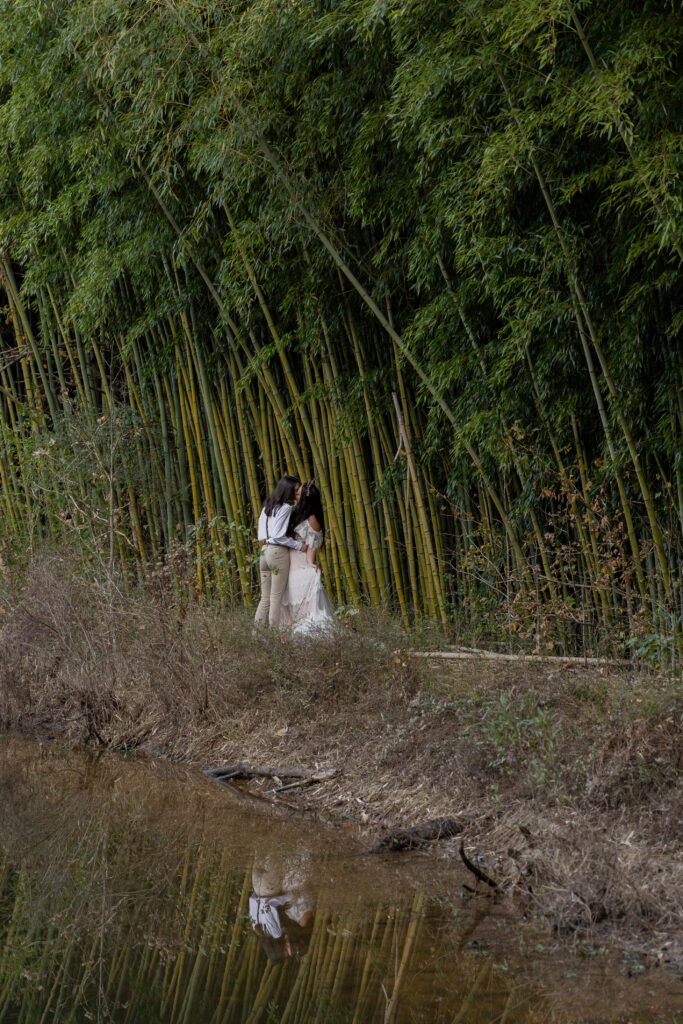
[367,816,466,854]
[459,841,499,892]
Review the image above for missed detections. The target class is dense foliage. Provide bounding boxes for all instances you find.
[0,0,681,657]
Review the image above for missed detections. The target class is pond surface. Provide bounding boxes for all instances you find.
[0,735,679,1024]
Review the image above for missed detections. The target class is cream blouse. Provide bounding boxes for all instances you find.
[295,519,324,551]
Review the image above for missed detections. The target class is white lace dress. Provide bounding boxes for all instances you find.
[280,520,335,636]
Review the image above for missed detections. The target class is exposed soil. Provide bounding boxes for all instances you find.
[1,555,681,969]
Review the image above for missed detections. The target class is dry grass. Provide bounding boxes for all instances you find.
[0,553,681,962]
[0,552,408,748]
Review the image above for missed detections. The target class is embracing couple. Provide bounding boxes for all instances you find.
[254,475,334,635]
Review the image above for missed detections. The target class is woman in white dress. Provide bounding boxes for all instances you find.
[279,482,335,635]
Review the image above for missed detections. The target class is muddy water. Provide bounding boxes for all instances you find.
[0,736,679,1024]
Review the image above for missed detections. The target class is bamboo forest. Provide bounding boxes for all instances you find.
[0,0,681,658]
[1,5,683,1020]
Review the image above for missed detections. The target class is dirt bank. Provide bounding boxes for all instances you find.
[1,555,681,967]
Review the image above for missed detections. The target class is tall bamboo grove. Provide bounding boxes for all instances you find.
[0,0,680,659]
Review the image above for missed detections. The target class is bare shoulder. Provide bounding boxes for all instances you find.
[308,514,322,532]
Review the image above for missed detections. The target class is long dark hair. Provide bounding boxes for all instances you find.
[263,475,299,516]
[288,481,325,541]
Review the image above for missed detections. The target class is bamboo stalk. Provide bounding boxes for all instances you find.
[383,891,424,1024]
[450,957,492,1024]
[393,394,447,626]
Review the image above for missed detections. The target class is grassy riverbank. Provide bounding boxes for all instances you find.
[1,555,680,965]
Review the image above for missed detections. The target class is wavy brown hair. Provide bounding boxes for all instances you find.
[288,482,325,542]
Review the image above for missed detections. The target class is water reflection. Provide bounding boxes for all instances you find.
[0,735,677,1024]
[250,849,315,963]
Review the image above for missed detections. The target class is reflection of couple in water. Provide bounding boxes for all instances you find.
[249,850,315,963]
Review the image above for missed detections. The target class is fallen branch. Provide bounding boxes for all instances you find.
[264,769,337,796]
[459,842,499,892]
[409,648,632,667]
[368,816,465,854]
[205,763,326,782]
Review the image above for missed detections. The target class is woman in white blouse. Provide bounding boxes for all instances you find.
[254,476,309,628]
[280,482,335,635]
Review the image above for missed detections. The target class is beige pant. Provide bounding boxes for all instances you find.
[255,544,291,627]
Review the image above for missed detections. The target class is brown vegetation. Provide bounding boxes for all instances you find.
[0,553,681,963]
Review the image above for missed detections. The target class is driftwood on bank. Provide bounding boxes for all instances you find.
[204,763,337,806]
[205,763,334,783]
[367,816,465,854]
[264,770,337,796]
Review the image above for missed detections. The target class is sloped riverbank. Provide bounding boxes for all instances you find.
[1,558,681,968]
